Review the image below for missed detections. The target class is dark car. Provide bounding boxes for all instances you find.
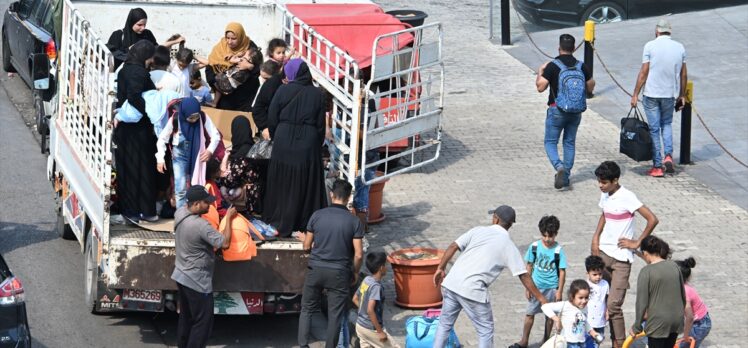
[3,0,56,153]
[0,253,31,348]
[514,0,740,26]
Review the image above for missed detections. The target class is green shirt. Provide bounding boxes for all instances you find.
[633,260,686,337]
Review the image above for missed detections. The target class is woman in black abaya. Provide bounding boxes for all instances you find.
[262,59,327,237]
[107,8,183,69]
[114,40,158,222]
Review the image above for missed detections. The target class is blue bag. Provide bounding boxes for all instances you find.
[552,59,587,113]
[405,315,460,348]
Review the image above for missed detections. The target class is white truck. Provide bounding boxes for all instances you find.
[43,0,444,314]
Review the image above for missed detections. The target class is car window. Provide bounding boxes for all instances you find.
[29,0,48,26]
[42,1,55,34]
[17,0,39,18]
[0,257,8,282]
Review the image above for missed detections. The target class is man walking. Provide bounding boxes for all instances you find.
[172,185,235,348]
[298,179,364,348]
[432,205,549,348]
[537,34,595,190]
[631,18,687,177]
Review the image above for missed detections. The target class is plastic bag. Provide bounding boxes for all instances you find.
[246,140,273,159]
[539,333,566,348]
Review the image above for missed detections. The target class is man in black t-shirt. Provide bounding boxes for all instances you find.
[298,179,364,348]
[536,34,595,190]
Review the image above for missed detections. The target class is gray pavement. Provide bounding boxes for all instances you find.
[503,5,748,211]
[370,0,748,346]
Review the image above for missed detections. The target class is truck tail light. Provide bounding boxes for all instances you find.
[46,39,57,60]
[0,277,25,305]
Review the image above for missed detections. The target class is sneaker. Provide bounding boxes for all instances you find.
[647,167,664,177]
[139,214,159,223]
[664,154,675,173]
[554,168,566,189]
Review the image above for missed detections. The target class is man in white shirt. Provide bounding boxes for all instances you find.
[590,161,659,348]
[631,19,687,177]
[432,205,548,348]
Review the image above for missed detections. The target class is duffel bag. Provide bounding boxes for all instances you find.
[620,107,654,162]
[405,310,460,348]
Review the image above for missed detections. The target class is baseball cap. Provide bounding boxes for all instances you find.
[186,185,216,203]
[656,18,672,34]
[488,205,516,224]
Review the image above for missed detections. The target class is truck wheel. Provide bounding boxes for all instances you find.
[84,232,101,314]
[2,30,15,73]
[34,92,48,153]
[56,208,76,240]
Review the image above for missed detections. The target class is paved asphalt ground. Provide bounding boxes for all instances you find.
[2,0,747,347]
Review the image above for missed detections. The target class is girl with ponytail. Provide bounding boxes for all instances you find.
[675,257,711,347]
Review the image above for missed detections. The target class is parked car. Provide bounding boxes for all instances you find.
[2,0,57,153]
[514,0,741,26]
[0,253,31,348]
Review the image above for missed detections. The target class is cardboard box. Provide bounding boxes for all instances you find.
[202,107,258,146]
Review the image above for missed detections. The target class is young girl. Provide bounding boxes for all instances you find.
[266,38,290,65]
[541,279,603,348]
[676,257,711,348]
[155,97,221,209]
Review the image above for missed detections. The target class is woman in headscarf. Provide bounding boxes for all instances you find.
[106,8,184,69]
[114,40,158,222]
[218,116,262,213]
[262,59,327,237]
[205,22,261,112]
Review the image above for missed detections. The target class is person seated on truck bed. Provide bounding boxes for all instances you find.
[114,40,159,223]
[262,59,328,238]
[205,22,261,112]
[106,8,184,70]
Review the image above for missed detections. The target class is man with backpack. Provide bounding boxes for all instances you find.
[536,34,595,190]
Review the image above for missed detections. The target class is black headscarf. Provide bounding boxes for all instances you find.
[230,116,253,160]
[122,8,148,49]
[125,40,155,66]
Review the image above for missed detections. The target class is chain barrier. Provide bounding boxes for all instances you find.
[509,3,747,169]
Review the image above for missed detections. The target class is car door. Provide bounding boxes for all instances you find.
[4,0,32,63]
[16,0,48,83]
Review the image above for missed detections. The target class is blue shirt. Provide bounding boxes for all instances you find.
[524,240,567,290]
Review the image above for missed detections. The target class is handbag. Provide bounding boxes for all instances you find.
[246,139,273,159]
[405,309,460,348]
[619,107,654,162]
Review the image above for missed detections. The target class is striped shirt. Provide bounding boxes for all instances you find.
[599,186,643,262]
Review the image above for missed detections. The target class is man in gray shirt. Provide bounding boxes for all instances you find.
[171,185,235,348]
[432,205,548,348]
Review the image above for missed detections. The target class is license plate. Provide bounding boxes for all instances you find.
[123,289,162,303]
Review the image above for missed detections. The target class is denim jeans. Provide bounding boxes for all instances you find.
[353,168,376,212]
[172,137,192,209]
[544,106,582,185]
[585,327,604,348]
[434,287,493,348]
[567,343,585,348]
[681,312,711,348]
[642,96,675,167]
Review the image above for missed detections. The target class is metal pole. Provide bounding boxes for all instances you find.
[584,20,595,98]
[501,0,510,45]
[680,80,694,165]
[489,0,494,40]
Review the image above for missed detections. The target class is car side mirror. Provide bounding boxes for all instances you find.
[31,53,50,90]
[8,1,18,12]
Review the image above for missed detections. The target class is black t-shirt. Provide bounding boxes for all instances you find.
[306,204,364,271]
[542,54,592,106]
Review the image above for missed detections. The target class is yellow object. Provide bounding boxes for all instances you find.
[686,80,694,103]
[584,20,595,42]
[622,331,647,348]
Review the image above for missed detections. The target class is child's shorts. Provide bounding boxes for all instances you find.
[526,288,557,315]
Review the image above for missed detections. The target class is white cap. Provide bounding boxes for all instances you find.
[656,18,672,34]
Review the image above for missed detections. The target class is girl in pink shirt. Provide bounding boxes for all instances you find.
[676,257,710,348]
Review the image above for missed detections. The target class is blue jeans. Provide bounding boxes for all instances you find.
[544,106,582,185]
[337,318,349,348]
[172,138,192,209]
[681,312,711,348]
[642,96,675,167]
[567,343,585,348]
[434,287,493,348]
[585,327,604,348]
[353,168,375,212]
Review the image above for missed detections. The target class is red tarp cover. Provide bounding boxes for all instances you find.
[286,4,414,72]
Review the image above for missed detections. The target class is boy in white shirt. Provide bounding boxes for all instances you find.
[590,161,658,348]
[584,255,609,348]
